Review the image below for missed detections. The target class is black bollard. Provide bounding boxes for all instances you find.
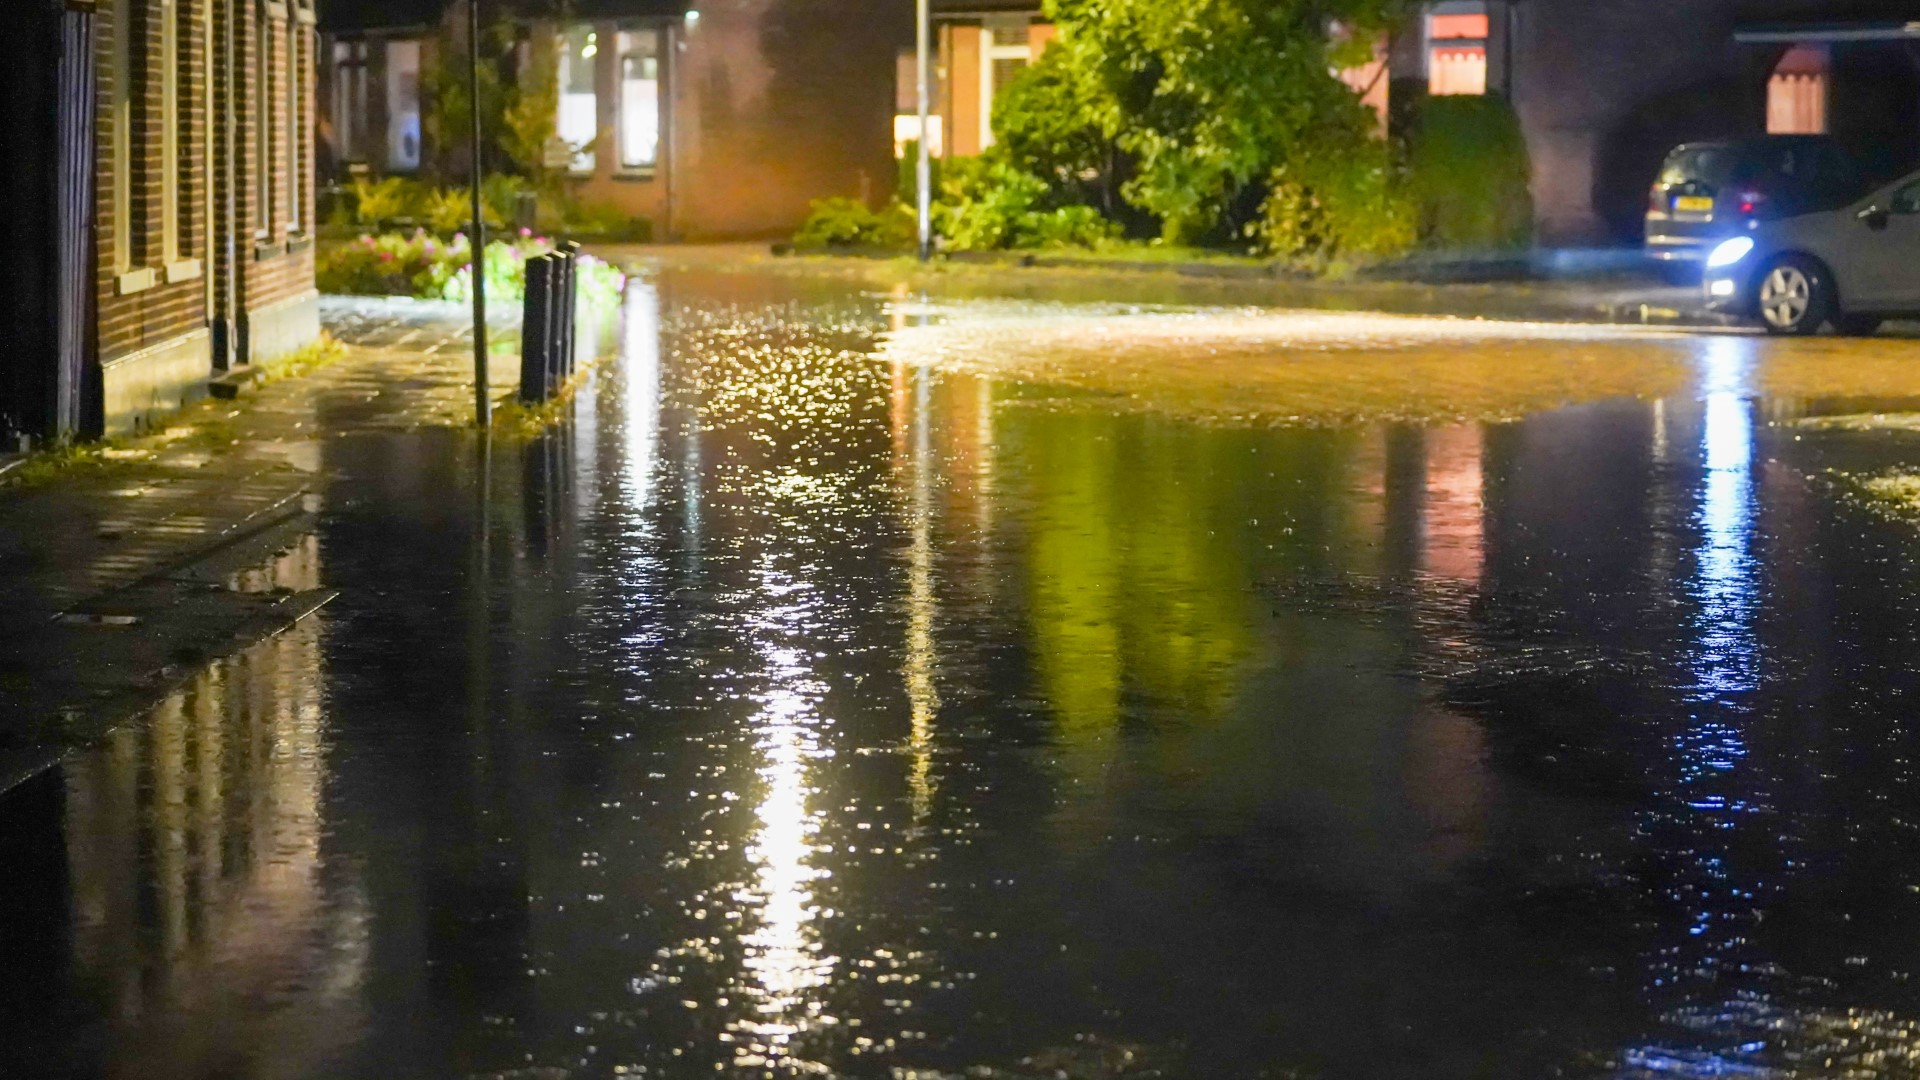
[547,248,573,393]
[560,241,583,380]
[518,254,555,403]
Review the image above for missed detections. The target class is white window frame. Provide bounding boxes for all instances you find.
[977,22,1031,152]
[616,27,662,172]
[557,24,600,176]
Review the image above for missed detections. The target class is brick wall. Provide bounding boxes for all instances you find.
[97,0,315,373]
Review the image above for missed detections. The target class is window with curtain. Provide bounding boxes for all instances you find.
[558,25,599,174]
[617,29,661,170]
[1427,2,1488,96]
[1767,45,1828,135]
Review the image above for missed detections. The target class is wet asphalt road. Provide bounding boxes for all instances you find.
[8,266,1920,1079]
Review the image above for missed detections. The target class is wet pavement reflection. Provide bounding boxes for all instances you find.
[11,267,1920,1078]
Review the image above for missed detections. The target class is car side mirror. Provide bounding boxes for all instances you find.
[1860,206,1891,230]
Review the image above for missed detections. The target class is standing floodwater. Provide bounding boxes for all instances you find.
[8,264,1920,1079]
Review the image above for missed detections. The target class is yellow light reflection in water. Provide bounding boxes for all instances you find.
[623,282,664,512]
[64,599,369,1077]
[904,365,939,824]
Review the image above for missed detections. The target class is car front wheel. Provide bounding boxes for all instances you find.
[1755,256,1834,336]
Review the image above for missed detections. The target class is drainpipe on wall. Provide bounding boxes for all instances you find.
[220,0,244,368]
[203,0,216,346]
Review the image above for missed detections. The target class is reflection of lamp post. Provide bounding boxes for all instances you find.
[915,0,931,261]
[469,0,490,426]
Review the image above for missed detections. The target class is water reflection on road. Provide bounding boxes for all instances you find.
[11,269,1920,1078]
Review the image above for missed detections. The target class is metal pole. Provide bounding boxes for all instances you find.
[468,0,490,427]
[914,0,931,261]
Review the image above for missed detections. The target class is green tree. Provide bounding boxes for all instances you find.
[1043,0,1410,244]
[990,47,1114,212]
[1405,95,1533,249]
[423,17,519,184]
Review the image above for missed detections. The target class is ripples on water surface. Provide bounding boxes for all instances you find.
[9,267,1920,1079]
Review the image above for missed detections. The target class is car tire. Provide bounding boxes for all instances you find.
[1755,255,1834,336]
[1835,314,1883,337]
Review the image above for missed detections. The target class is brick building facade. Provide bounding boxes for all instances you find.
[318,0,905,241]
[1,0,319,444]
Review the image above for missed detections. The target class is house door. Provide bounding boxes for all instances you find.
[0,0,95,442]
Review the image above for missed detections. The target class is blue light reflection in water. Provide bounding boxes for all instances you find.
[1629,335,1772,1077]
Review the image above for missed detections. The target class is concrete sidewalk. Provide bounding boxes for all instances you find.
[0,296,515,792]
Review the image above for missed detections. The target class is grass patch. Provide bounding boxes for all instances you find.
[258,332,350,386]
[488,360,601,441]
[1,334,347,493]
[1,442,121,490]
[1787,412,1920,434]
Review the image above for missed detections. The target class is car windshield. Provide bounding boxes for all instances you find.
[1661,147,1743,185]
[1660,141,1865,204]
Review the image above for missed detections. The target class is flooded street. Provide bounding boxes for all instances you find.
[11,263,1920,1079]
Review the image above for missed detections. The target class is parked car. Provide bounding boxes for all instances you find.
[1645,137,1864,274]
[1702,168,1920,335]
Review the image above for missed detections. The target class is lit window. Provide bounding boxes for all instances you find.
[386,40,422,170]
[332,41,370,164]
[1767,45,1827,135]
[617,30,660,170]
[558,25,599,174]
[1427,3,1487,96]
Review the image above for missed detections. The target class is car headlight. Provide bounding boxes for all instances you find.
[1706,236,1754,269]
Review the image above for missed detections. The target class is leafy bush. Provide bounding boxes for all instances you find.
[991,48,1112,208]
[351,176,430,225]
[935,158,1049,250]
[1026,205,1123,248]
[792,197,917,249]
[424,187,479,233]
[1405,96,1533,250]
[348,174,645,241]
[317,230,627,310]
[1250,134,1416,266]
[936,157,1120,251]
[1047,0,1396,244]
[559,198,655,242]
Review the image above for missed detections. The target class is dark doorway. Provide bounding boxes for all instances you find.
[0,0,97,444]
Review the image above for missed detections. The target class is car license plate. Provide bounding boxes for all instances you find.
[1674,195,1714,214]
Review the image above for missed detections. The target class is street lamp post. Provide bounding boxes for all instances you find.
[914,0,931,261]
[469,0,491,427]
